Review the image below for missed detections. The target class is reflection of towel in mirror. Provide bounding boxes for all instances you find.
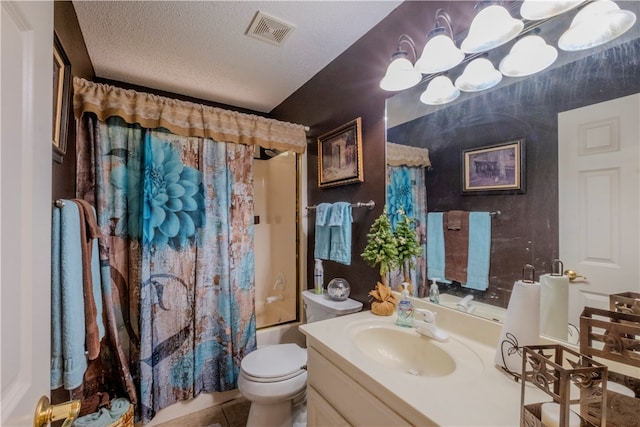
[447,210,464,230]
[313,203,332,260]
[444,211,469,284]
[328,202,353,265]
[463,212,491,291]
[426,213,450,283]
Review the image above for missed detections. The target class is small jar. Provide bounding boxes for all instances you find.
[327,278,350,301]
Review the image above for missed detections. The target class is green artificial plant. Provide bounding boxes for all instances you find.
[393,206,422,284]
[361,205,398,286]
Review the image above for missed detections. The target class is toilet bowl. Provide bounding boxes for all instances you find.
[239,290,362,427]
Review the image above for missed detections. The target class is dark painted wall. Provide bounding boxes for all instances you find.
[53,1,95,201]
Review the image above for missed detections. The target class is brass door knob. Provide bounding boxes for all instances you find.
[33,396,80,427]
[564,269,587,282]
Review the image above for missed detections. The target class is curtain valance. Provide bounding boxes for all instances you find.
[386,142,431,167]
[73,77,308,154]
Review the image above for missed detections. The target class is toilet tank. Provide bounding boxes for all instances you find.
[302,289,363,323]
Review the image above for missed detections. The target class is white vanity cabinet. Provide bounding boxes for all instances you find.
[305,346,414,426]
[300,308,541,427]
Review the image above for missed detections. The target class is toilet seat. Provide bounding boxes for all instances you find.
[241,344,307,383]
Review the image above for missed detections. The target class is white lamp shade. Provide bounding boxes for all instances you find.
[499,35,558,77]
[420,76,460,105]
[455,58,503,92]
[415,35,465,74]
[558,0,637,51]
[520,0,586,20]
[461,5,524,53]
[380,55,422,91]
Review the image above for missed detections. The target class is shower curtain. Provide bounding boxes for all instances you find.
[77,114,256,423]
[386,142,430,295]
[386,165,428,296]
[73,77,307,423]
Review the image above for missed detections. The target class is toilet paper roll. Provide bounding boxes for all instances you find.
[540,274,569,341]
[495,280,541,376]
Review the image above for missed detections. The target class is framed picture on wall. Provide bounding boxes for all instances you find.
[317,117,364,188]
[53,33,72,163]
[462,139,526,195]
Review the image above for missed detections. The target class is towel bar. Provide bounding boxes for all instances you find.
[306,200,375,211]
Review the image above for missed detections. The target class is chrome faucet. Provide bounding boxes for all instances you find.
[413,308,449,342]
[456,295,476,314]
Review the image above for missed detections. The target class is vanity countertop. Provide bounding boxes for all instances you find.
[300,298,548,426]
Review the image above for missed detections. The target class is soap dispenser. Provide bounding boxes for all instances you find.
[396,282,414,327]
[429,279,440,304]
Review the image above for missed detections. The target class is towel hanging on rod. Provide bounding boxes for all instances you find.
[306,200,375,211]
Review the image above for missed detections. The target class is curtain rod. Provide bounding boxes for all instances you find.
[306,200,375,211]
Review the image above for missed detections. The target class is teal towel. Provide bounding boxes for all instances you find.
[463,212,491,291]
[426,212,450,283]
[54,201,87,390]
[51,207,63,389]
[313,203,332,260]
[328,202,352,265]
[72,398,130,427]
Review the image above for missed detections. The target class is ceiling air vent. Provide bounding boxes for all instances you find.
[246,11,295,47]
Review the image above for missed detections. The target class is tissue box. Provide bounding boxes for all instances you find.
[521,344,607,427]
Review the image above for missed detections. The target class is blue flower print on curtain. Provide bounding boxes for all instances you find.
[110,132,205,251]
[387,165,414,230]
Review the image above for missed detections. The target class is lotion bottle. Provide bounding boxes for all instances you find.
[396,282,414,327]
[429,279,440,304]
[314,259,324,294]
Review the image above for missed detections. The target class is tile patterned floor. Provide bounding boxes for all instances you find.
[154,396,250,427]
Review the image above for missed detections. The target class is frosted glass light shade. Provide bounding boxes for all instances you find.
[520,0,586,20]
[499,35,558,77]
[420,76,460,105]
[415,35,465,74]
[558,0,637,51]
[461,5,524,53]
[455,58,502,92]
[380,54,422,91]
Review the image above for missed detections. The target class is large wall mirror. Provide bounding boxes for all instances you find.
[385,1,640,343]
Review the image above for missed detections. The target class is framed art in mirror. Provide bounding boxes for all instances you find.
[462,139,525,195]
[53,33,71,163]
[317,117,364,188]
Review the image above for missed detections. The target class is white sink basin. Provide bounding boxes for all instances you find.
[354,326,456,377]
[348,322,485,379]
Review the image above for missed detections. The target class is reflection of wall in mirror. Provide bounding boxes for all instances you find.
[386,36,640,311]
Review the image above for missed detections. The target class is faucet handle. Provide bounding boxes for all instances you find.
[415,308,436,323]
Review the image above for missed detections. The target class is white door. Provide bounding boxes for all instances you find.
[558,94,640,329]
[1,1,53,426]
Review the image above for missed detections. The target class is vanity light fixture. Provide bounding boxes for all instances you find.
[455,57,503,92]
[419,75,460,105]
[558,0,637,51]
[499,35,558,77]
[520,0,587,21]
[380,34,422,91]
[415,9,465,75]
[460,2,524,54]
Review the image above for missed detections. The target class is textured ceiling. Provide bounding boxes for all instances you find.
[72,1,403,113]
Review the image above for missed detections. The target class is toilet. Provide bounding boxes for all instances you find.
[238,289,363,427]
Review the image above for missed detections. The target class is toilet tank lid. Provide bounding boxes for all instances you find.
[302,290,363,314]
